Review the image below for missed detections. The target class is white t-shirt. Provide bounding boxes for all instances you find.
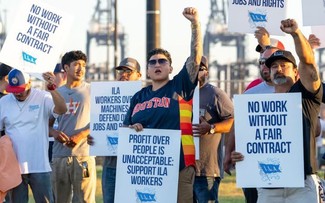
[244,81,274,94]
[0,88,57,174]
[316,119,325,147]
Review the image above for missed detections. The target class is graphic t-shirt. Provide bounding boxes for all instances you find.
[123,65,197,170]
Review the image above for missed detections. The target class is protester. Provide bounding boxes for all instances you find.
[231,19,323,203]
[102,57,141,203]
[0,63,12,99]
[307,33,325,171]
[0,68,67,203]
[224,27,283,203]
[244,78,262,92]
[0,134,21,202]
[0,63,14,203]
[49,63,67,163]
[0,63,12,138]
[122,7,202,203]
[53,63,67,87]
[50,50,96,203]
[245,27,285,94]
[192,56,234,203]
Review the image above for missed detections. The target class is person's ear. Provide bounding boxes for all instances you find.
[63,64,69,72]
[169,66,173,73]
[26,80,32,89]
[294,68,299,80]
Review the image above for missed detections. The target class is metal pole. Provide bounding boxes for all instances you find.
[114,0,118,69]
[106,0,110,80]
[146,0,160,79]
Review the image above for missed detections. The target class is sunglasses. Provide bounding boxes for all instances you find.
[199,66,208,71]
[116,69,135,75]
[259,58,267,65]
[148,58,169,66]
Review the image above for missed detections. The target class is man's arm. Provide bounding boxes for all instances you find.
[50,90,67,114]
[224,124,236,174]
[193,117,233,136]
[213,118,234,133]
[281,19,320,93]
[183,7,202,83]
[42,72,67,114]
[70,128,90,146]
[254,26,271,52]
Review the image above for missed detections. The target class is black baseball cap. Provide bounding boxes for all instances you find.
[0,63,13,77]
[53,63,64,73]
[115,57,140,72]
[201,56,208,69]
[265,50,297,68]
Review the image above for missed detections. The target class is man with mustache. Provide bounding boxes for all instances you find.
[231,18,323,203]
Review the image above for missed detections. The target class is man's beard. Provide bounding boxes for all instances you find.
[260,71,271,82]
[273,73,287,85]
[199,75,207,86]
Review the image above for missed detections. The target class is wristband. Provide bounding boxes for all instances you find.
[191,23,200,29]
[47,84,57,91]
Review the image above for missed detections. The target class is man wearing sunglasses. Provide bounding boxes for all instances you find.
[123,7,202,203]
[224,27,283,203]
[193,56,234,203]
[103,57,141,203]
[87,57,141,203]
[245,26,285,94]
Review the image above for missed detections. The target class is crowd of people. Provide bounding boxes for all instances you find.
[0,6,325,203]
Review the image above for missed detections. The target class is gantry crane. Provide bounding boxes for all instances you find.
[86,0,126,80]
[204,0,256,95]
[0,7,6,51]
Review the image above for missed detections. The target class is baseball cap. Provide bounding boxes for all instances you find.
[0,63,13,78]
[53,63,64,73]
[6,69,31,93]
[200,56,208,69]
[115,57,140,72]
[255,38,285,53]
[265,50,297,68]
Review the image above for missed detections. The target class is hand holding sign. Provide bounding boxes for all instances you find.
[129,123,144,132]
[42,72,56,91]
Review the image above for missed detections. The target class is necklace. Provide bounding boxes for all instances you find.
[13,89,31,112]
[15,99,29,112]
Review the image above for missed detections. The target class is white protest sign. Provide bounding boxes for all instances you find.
[234,93,304,188]
[192,86,200,159]
[90,81,142,156]
[311,26,325,49]
[192,86,200,124]
[0,0,73,77]
[302,0,325,26]
[115,128,181,203]
[228,0,288,35]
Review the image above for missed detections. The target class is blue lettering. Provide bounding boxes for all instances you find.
[131,176,162,186]
[30,4,41,14]
[248,101,259,113]
[247,141,291,153]
[261,100,287,112]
